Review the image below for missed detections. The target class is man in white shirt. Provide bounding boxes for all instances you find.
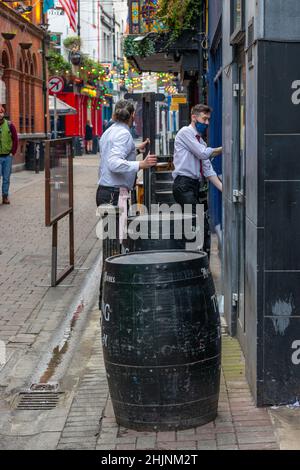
[172,104,222,258]
[96,100,156,207]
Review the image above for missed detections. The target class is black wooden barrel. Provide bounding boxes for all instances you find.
[123,213,199,252]
[101,250,221,431]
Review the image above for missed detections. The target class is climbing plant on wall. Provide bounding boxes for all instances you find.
[158,0,202,40]
[123,35,156,58]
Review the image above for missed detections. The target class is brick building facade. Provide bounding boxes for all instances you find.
[0,2,46,169]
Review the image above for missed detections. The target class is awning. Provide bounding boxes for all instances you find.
[49,95,77,116]
[127,31,199,74]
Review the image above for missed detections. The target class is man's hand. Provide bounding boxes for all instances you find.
[211,146,222,157]
[137,138,150,153]
[139,153,157,169]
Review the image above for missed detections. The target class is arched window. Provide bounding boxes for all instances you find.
[24,61,30,132]
[18,59,24,132]
[32,53,38,77]
[1,51,10,108]
[30,62,35,132]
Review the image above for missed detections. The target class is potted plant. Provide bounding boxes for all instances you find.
[2,32,16,41]
[19,42,32,50]
[63,36,82,51]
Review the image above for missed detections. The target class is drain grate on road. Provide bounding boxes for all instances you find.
[15,383,63,410]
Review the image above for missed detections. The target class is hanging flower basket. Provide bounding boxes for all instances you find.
[70,51,81,66]
[19,42,32,50]
[2,32,16,41]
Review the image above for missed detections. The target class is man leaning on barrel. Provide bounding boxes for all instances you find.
[172,104,223,259]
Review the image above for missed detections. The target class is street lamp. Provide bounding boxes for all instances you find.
[41,1,49,139]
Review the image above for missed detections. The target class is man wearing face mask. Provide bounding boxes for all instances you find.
[172,104,222,258]
[0,106,19,205]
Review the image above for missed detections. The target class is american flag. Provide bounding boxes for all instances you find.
[59,0,78,32]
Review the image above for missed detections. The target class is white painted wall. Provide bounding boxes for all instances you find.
[47,0,127,64]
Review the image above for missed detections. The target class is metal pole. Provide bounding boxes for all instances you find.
[113,9,116,63]
[198,33,203,103]
[51,222,58,287]
[98,1,100,62]
[77,0,81,37]
[41,2,48,139]
[54,94,57,138]
[196,0,204,103]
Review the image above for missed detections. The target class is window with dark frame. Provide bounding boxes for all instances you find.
[230,0,245,45]
[247,18,254,68]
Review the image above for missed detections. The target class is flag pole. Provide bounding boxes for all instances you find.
[77,0,81,38]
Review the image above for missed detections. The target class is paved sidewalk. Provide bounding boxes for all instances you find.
[55,313,279,451]
[0,155,101,396]
[57,239,279,451]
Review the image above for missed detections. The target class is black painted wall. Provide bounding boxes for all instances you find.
[257,40,300,404]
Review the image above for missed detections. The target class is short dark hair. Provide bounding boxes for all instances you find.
[113,99,135,123]
[191,104,212,116]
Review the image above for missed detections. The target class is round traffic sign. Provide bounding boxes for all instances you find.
[48,76,64,94]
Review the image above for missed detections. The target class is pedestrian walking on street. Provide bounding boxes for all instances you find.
[172,104,222,259]
[85,120,94,154]
[0,106,19,205]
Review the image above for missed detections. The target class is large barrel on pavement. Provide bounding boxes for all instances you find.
[123,213,199,252]
[101,250,221,431]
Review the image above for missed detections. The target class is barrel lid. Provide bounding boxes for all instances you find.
[108,250,204,265]
[131,213,196,221]
[138,213,195,221]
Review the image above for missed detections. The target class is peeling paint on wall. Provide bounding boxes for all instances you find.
[271,296,294,335]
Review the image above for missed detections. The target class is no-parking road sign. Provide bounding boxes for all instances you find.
[48,76,64,94]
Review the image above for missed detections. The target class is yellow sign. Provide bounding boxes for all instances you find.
[81,87,97,97]
[172,95,187,104]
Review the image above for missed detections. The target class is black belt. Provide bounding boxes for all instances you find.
[98,185,120,192]
[174,175,200,187]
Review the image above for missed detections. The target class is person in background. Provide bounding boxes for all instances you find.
[172,104,222,259]
[85,120,94,154]
[0,106,19,205]
[103,117,115,132]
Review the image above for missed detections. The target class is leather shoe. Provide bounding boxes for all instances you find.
[2,195,10,204]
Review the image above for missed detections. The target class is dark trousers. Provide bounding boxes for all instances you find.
[96,185,120,207]
[173,175,211,259]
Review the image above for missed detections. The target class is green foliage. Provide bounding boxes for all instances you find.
[123,36,156,58]
[47,49,72,76]
[63,36,82,51]
[158,0,202,40]
[79,55,106,82]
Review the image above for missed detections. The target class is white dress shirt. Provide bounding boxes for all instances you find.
[172,124,217,180]
[98,122,139,189]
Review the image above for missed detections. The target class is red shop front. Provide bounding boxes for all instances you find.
[57,92,103,138]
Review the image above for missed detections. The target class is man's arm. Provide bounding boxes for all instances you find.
[10,123,19,155]
[180,129,222,160]
[180,130,213,160]
[202,159,222,191]
[108,133,140,174]
[108,133,156,173]
[207,175,222,192]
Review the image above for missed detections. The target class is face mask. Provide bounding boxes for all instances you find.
[195,121,208,135]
